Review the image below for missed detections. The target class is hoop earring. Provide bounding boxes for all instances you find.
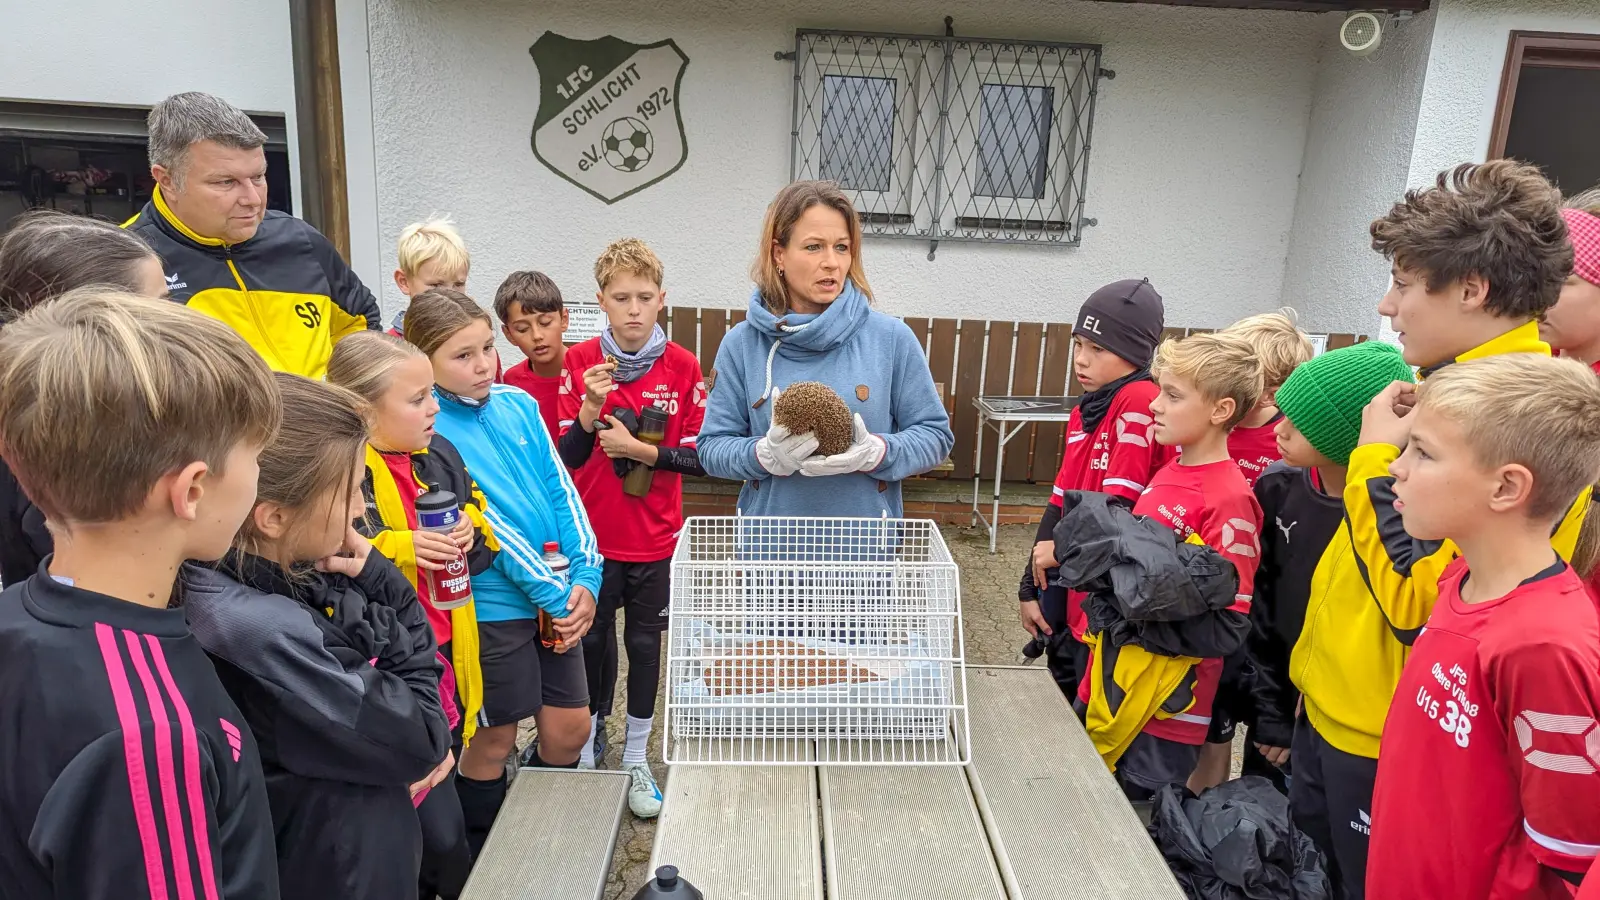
[778,268,785,277]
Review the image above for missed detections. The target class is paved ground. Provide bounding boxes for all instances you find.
[517,522,1041,898]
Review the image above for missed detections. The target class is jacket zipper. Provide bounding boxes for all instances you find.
[223,245,285,366]
[478,405,558,556]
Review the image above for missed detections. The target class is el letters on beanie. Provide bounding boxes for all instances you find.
[1274,341,1414,466]
[1073,278,1165,369]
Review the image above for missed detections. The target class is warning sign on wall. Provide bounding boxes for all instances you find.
[530,31,690,205]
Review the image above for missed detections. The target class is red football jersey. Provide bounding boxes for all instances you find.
[558,337,706,562]
[1228,414,1282,488]
[502,359,563,441]
[1368,560,1600,900]
[1050,380,1176,507]
[1129,458,1262,745]
[1049,380,1177,639]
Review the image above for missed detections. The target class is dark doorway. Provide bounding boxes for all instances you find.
[1491,31,1600,195]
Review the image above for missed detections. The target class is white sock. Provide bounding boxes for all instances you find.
[623,715,653,766]
[580,713,598,767]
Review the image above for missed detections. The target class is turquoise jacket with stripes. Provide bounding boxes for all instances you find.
[432,385,602,622]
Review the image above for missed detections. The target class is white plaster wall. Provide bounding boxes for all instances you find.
[365,0,1325,335]
[1405,0,1600,189]
[1278,10,1437,336]
[0,0,302,208]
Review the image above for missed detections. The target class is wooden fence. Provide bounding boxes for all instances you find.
[654,307,1365,484]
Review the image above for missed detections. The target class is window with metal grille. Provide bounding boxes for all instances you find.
[788,24,1105,252]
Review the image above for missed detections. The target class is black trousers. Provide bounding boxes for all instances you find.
[1037,583,1090,703]
[1290,717,1377,900]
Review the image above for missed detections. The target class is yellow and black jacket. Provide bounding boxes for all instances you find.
[1295,322,1589,759]
[358,435,496,747]
[125,186,379,378]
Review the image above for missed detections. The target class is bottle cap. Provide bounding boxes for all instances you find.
[640,404,671,427]
[416,489,459,513]
[656,866,679,887]
[543,541,560,553]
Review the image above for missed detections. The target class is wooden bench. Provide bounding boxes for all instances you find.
[459,768,629,900]
[648,666,1182,899]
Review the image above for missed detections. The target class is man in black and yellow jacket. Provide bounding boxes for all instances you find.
[126,92,379,377]
[1290,159,1583,900]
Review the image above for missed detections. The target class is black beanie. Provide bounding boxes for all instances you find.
[1072,278,1165,368]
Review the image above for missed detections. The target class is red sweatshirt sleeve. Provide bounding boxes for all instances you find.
[680,356,707,447]
[1493,639,1600,877]
[1101,390,1170,505]
[556,345,591,438]
[1198,490,1262,615]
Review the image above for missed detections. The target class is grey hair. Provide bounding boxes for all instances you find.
[1567,186,1600,217]
[147,92,267,187]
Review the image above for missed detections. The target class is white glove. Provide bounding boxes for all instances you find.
[755,410,819,477]
[798,415,886,477]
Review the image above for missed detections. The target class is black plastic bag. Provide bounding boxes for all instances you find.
[1149,777,1329,900]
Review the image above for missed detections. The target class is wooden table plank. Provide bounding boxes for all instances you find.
[461,769,628,900]
[963,667,1184,899]
[820,756,1005,900]
[651,749,822,899]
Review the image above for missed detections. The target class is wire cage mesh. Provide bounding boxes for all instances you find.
[664,516,969,765]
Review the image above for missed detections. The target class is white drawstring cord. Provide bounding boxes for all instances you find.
[753,320,810,409]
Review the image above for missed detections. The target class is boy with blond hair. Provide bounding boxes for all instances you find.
[1070,331,1264,799]
[1190,308,1315,790]
[1366,354,1600,898]
[388,215,471,334]
[556,238,705,817]
[1223,309,1315,487]
[0,290,283,898]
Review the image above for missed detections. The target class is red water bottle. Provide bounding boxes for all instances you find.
[416,490,472,611]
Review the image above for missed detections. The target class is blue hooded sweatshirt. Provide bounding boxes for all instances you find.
[431,384,603,622]
[698,282,954,518]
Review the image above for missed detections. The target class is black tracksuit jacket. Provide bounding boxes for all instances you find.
[183,551,450,900]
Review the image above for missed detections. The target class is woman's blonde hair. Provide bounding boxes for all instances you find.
[1567,186,1600,217]
[403,288,493,357]
[235,373,369,570]
[327,331,426,404]
[751,180,873,315]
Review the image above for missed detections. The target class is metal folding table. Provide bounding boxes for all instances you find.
[971,396,1079,553]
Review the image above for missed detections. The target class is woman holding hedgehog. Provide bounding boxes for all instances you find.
[698,181,955,518]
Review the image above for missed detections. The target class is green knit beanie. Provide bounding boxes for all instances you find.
[1274,341,1415,466]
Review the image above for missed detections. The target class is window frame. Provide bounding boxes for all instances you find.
[789,27,1105,251]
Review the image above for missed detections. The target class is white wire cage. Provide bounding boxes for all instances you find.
[664,516,969,766]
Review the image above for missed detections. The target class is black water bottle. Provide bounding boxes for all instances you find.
[630,865,703,899]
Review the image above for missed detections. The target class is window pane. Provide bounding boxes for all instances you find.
[820,75,895,193]
[976,84,1052,199]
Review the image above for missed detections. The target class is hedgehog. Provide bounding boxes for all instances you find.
[773,381,855,457]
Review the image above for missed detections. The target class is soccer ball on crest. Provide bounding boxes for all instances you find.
[602,117,654,173]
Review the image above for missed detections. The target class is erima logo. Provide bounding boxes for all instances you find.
[1115,412,1155,448]
[165,272,188,291]
[1277,517,1297,543]
[1351,810,1371,836]
[1221,518,1260,558]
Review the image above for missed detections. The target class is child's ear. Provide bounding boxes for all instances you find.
[559,309,570,332]
[1488,463,1536,513]
[393,269,410,297]
[658,289,668,309]
[1212,397,1237,427]
[165,460,210,522]
[1458,272,1491,313]
[252,502,290,541]
[500,323,515,343]
[595,290,606,306]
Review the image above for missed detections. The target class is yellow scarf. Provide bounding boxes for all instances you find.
[364,445,484,747]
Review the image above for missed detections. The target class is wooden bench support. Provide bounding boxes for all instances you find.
[460,768,628,900]
[963,666,1183,899]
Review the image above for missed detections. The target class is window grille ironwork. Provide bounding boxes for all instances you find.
[789,23,1105,254]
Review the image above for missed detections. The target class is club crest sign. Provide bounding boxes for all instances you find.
[530,32,689,205]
